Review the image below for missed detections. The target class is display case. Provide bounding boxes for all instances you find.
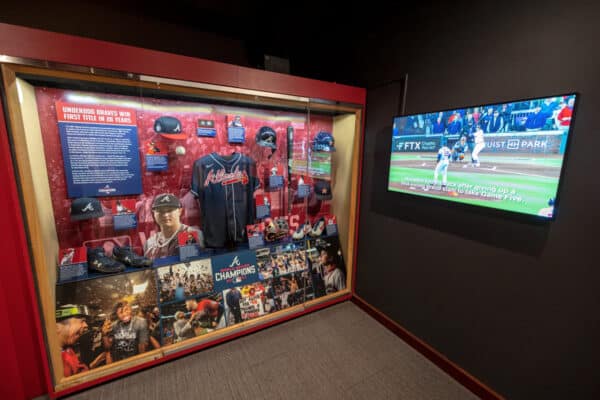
[0,24,365,397]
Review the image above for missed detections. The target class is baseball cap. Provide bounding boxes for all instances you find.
[56,304,90,321]
[314,180,332,200]
[152,193,182,210]
[70,197,104,221]
[154,116,186,140]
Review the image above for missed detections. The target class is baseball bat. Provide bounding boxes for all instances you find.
[287,126,294,214]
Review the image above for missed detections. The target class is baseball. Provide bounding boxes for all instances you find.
[175,145,186,155]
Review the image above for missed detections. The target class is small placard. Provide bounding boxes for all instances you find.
[57,246,88,282]
[197,119,217,137]
[112,199,137,231]
[269,174,284,190]
[113,213,137,231]
[256,195,271,219]
[297,184,310,198]
[326,215,338,236]
[228,126,245,143]
[146,154,168,172]
[58,262,88,282]
[177,231,201,261]
[257,204,270,219]
[179,244,200,261]
[247,223,265,249]
[227,115,245,143]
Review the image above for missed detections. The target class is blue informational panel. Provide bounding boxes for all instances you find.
[212,249,259,293]
[56,102,142,198]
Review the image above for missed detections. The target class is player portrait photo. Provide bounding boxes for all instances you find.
[143,193,205,260]
[156,259,214,303]
[306,236,347,295]
[388,94,577,218]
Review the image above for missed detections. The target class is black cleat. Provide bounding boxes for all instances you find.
[112,246,153,268]
[87,247,125,274]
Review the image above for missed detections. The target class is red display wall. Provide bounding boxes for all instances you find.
[35,88,333,253]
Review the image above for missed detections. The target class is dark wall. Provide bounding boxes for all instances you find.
[355,2,600,399]
[0,0,251,67]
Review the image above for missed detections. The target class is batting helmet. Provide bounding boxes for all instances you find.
[312,131,336,152]
[256,126,277,149]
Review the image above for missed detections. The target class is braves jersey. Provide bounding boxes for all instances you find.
[437,146,451,163]
[191,153,259,247]
[474,129,485,144]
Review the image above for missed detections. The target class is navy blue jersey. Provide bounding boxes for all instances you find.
[191,153,260,247]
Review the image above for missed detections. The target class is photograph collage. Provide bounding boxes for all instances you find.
[56,236,346,377]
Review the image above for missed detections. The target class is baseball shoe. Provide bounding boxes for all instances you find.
[309,217,326,237]
[113,246,153,268]
[292,222,311,240]
[87,247,125,274]
[441,185,447,191]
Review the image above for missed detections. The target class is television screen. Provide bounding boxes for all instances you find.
[387,93,577,219]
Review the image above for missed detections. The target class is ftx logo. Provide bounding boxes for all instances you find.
[398,142,421,150]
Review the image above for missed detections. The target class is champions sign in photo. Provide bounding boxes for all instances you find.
[388,94,578,218]
[212,250,260,292]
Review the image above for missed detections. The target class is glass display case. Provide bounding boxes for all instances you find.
[0,30,364,396]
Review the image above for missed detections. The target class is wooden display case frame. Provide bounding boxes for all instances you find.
[0,23,365,398]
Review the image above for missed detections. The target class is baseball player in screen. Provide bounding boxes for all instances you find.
[451,136,468,163]
[432,145,452,191]
[471,124,485,167]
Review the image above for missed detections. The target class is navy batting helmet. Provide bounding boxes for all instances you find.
[312,131,335,152]
[256,126,277,149]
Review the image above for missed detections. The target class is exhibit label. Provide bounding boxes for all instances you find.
[56,102,142,197]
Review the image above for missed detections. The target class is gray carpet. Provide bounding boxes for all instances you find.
[67,302,477,400]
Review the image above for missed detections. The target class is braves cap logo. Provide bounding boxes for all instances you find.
[81,202,95,212]
[161,195,171,203]
[229,256,241,267]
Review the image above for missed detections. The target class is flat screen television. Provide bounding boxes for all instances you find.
[387,93,578,219]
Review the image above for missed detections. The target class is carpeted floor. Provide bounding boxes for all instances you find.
[66,302,477,400]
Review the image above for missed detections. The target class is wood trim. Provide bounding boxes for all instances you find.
[351,295,505,400]
[1,65,64,384]
[346,109,363,291]
[8,64,362,114]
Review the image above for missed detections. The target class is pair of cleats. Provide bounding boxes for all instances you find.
[87,246,152,274]
[292,217,325,240]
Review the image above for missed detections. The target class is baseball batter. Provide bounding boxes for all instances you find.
[433,145,452,190]
[471,124,485,167]
[191,152,260,247]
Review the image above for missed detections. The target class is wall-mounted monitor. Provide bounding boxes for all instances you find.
[387,93,578,219]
